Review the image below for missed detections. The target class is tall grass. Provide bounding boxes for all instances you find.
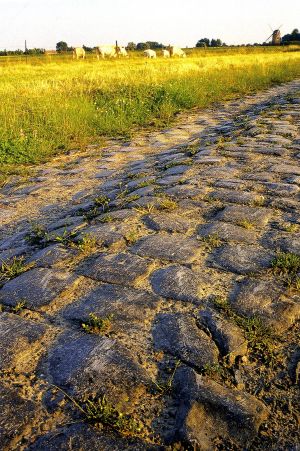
[0,47,299,175]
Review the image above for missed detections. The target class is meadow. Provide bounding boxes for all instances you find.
[0,46,300,180]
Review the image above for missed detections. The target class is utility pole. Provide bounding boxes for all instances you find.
[25,40,28,63]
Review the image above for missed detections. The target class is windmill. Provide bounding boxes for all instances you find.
[265,25,283,45]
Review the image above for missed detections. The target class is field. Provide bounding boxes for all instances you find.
[0,46,300,181]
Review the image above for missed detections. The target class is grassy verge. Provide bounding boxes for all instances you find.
[0,47,299,180]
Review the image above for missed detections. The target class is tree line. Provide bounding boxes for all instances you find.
[1,28,299,56]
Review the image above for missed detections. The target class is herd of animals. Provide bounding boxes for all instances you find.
[72,44,187,59]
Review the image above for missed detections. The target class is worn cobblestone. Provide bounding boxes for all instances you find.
[0,80,299,449]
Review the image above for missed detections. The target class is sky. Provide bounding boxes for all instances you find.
[0,0,299,50]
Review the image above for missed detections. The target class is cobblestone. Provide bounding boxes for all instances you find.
[0,80,299,449]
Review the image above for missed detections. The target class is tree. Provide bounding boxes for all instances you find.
[136,42,149,50]
[211,38,222,47]
[127,42,137,51]
[56,41,68,53]
[282,28,300,44]
[196,38,210,47]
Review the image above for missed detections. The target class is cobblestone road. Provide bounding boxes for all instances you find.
[0,80,299,450]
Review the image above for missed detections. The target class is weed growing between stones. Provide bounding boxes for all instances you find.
[26,223,48,246]
[75,234,98,255]
[157,197,178,211]
[271,252,300,289]
[216,136,231,149]
[212,296,278,365]
[235,316,278,365]
[163,159,192,170]
[98,214,114,223]
[51,386,144,438]
[185,140,200,156]
[281,223,299,233]
[251,196,266,207]
[200,233,222,250]
[152,360,181,396]
[0,256,34,284]
[81,313,113,335]
[122,194,140,206]
[127,172,149,180]
[134,204,156,215]
[237,219,255,230]
[12,300,26,314]
[94,195,110,213]
[124,230,139,245]
[53,229,78,246]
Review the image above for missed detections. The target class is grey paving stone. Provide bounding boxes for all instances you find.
[150,265,208,303]
[173,367,269,449]
[76,252,150,285]
[216,205,272,227]
[270,164,300,175]
[262,231,300,255]
[0,245,30,262]
[131,234,201,263]
[95,209,137,222]
[164,185,206,199]
[28,423,155,451]
[0,384,36,447]
[209,244,274,274]
[198,221,257,244]
[77,223,127,246]
[263,182,299,196]
[63,283,161,332]
[47,332,149,407]
[198,309,247,362]
[0,313,46,370]
[209,189,264,205]
[163,165,191,176]
[27,244,76,267]
[230,279,300,331]
[156,175,183,186]
[0,268,77,309]
[143,213,193,233]
[153,313,219,369]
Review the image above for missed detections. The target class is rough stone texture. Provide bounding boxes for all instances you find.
[198,221,257,244]
[27,244,76,267]
[209,244,274,274]
[76,252,150,285]
[28,424,156,451]
[230,279,300,331]
[150,265,208,303]
[77,223,127,246]
[0,384,36,447]
[173,367,269,449]
[198,308,247,362]
[0,81,299,449]
[0,313,46,369]
[143,213,193,233]
[216,205,272,227]
[0,268,77,308]
[47,332,149,408]
[131,234,201,263]
[63,283,161,331]
[153,313,219,369]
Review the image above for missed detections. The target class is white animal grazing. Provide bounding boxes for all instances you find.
[118,46,128,57]
[169,46,186,57]
[144,49,156,58]
[96,44,118,59]
[73,47,85,59]
[162,49,170,58]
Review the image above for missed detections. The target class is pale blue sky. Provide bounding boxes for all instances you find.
[0,0,299,50]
